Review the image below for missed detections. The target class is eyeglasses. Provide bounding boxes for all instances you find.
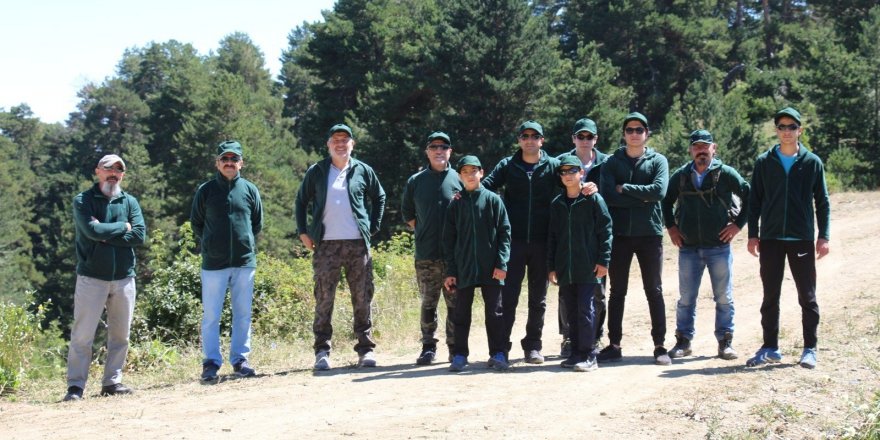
[558,167,580,176]
[101,166,125,173]
[219,156,241,163]
[574,133,595,141]
[776,124,800,132]
[519,133,543,140]
[427,144,451,150]
[624,127,646,135]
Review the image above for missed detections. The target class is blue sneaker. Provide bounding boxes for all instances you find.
[449,355,468,372]
[799,348,817,369]
[491,352,509,371]
[745,347,783,367]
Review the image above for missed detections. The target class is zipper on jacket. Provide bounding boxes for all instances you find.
[228,178,234,268]
[567,201,573,285]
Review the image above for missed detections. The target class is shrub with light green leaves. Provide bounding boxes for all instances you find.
[0,298,65,395]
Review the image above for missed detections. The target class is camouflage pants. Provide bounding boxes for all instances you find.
[312,239,376,355]
[415,259,455,349]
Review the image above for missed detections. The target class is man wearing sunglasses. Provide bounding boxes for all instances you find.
[555,118,609,358]
[64,154,146,401]
[745,107,830,369]
[401,131,463,365]
[482,120,559,364]
[599,112,672,366]
[191,140,264,382]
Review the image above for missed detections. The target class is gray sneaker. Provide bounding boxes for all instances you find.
[654,346,672,366]
[718,333,738,360]
[668,333,692,358]
[524,350,544,364]
[358,351,377,368]
[314,350,331,371]
[573,358,598,372]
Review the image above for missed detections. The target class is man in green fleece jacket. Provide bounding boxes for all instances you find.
[745,107,830,370]
[442,155,511,372]
[296,124,386,371]
[401,131,463,365]
[191,140,263,382]
[64,154,146,402]
[662,129,750,361]
[598,112,672,366]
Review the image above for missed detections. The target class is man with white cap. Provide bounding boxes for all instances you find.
[64,154,146,401]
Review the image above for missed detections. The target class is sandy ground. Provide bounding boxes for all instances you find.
[2,192,879,439]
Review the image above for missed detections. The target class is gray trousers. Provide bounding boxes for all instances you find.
[66,275,136,389]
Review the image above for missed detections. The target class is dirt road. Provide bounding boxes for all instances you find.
[2,192,878,439]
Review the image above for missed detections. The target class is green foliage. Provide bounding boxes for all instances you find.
[0,299,65,395]
[250,255,313,339]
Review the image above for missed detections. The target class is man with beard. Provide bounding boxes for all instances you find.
[191,140,263,382]
[64,154,146,401]
[401,131,462,365]
[661,130,749,361]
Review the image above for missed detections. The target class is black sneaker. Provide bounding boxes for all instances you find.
[560,357,578,368]
[63,386,83,402]
[416,345,437,365]
[654,346,672,366]
[597,345,622,363]
[201,361,220,382]
[560,339,572,358]
[718,332,738,360]
[668,333,692,358]
[233,360,256,378]
[100,383,133,396]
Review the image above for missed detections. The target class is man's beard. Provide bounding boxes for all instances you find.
[695,154,711,167]
[100,181,122,198]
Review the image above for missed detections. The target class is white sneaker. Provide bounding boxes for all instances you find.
[358,351,377,368]
[573,358,598,372]
[314,350,331,371]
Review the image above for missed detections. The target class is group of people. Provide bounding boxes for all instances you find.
[62,106,830,401]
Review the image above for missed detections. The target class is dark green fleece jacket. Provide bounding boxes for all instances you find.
[73,185,146,280]
[748,143,830,241]
[401,163,463,261]
[442,187,511,290]
[599,146,669,237]
[295,157,386,246]
[191,173,263,270]
[482,149,560,243]
[547,193,613,285]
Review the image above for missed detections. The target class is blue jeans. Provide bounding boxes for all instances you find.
[201,267,255,366]
[676,245,735,341]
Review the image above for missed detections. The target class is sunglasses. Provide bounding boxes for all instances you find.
[776,124,800,132]
[624,127,646,135]
[574,133,595,141]
[558,167,580,176]
[101,165,125,172]
[519,133,543,140]
[427,144,451,150]
[219,156,241,163]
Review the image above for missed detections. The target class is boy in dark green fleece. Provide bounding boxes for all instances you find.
[746,107,830,369]
[443,156,511,372]
[548,155,612,372]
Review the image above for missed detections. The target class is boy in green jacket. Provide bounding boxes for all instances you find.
[548,155,612,372]
[443,156,511,372]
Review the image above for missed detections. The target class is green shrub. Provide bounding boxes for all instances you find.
[0,298,65,395]
[251,255,313,339]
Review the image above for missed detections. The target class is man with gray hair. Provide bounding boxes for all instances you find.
[64,154,146,401]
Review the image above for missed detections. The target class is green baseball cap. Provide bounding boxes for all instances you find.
[622,112,649,130]
[774,107,802,125]
[456,155,482,171]
[327,123,354,139]
[426,131,451,145]
[217,140,243,157]
[558,154,582,168]
[518,120,544,137]
[572,118,598,135]
[689,129,713,144]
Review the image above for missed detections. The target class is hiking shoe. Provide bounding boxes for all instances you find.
[100,383,133,397]
[524,350,544,364]
[201,361,220,382]
[449,355,468,372]
[799,348,817,369]
[491,352,510,371]
[573,358,598,372]
[560,339,572,358]
[560,357,578,368]
[654,347,672,366]
[745,348,783,367]
[233,360,256,378]
[63,386,83,402]
[597,345,622,363]
[314,350,331,371]
[668,334,692,358]
[416,346,436,366]
[358,351,377,368]
[718,333,738,360]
